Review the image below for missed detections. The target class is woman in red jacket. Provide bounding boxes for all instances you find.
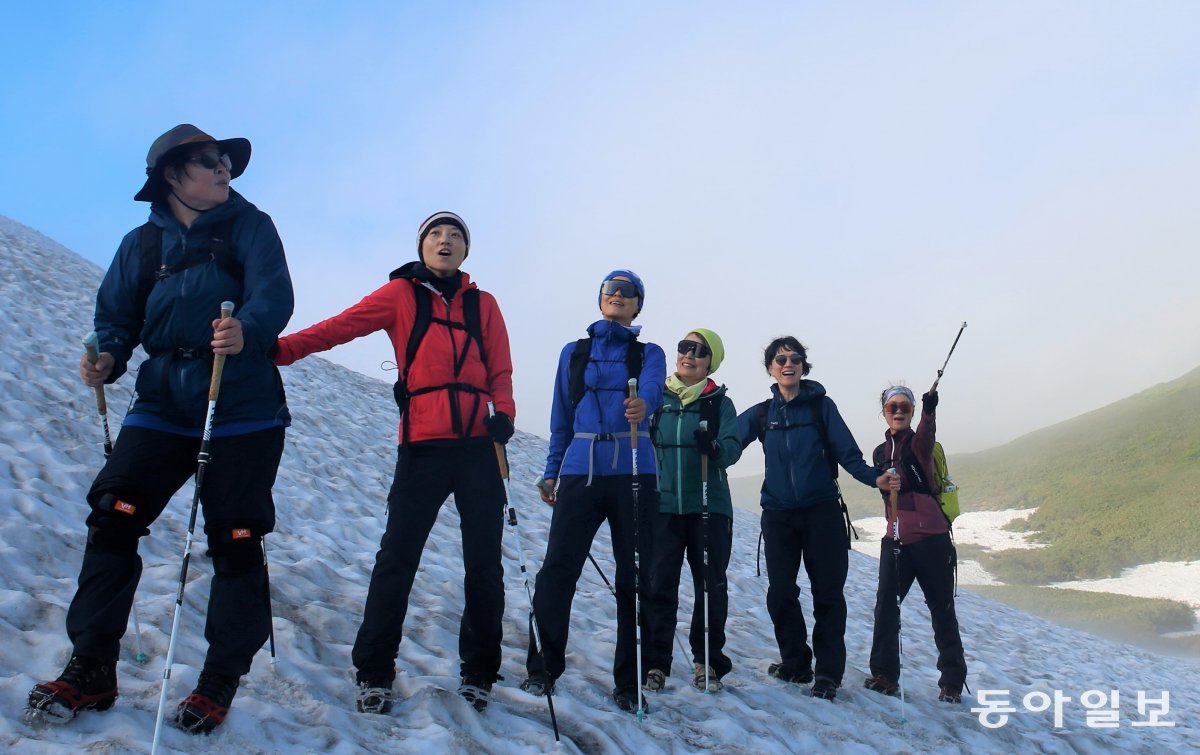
[275,211,515,714]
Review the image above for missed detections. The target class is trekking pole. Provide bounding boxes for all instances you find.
[151,301,234,755]
[489,404,560,743]
[930,322,967,392]
[586,549,690,673]
[628,378,646,721]
[887,467,907,724]
[83,332,149,665]
[263,536,277,667]
[698,420,712,694]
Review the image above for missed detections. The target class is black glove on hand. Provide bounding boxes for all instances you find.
[693,427,720,459]
[485,412,515,444]
[922,391,939,415]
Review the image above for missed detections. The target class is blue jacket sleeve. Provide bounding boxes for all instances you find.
[636,342,667,421]
[544,343,575,479]
[736,403,761,451]
[233,211,294,354]
[823,397,879,488]
[93,229,144,383]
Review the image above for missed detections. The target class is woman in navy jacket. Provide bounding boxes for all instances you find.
[738,336,890,701]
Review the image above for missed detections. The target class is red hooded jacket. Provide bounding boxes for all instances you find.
[276,265,514,444]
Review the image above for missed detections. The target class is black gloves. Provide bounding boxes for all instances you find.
[485,412,515,444]
[693,427,720,459]
[922,391,939,415]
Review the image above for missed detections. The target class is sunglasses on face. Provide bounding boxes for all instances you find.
[773,354,805,367]
[188,151,233,171]
[677,340,712,359]
[599,280,639,298]
[885,402,913,415]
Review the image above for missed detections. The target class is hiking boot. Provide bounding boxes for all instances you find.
[356,679,395,714]
[938,686,963,704]
[864,675,900,697]
[643,668,666,692]
[612,686,649,714]
[519,672,554,697]
[810,677,838,701]
[25,655,118,725]
[459,674,494,712]
[768,662,814,685]
[173,669,239,734]
[692,664,723,693]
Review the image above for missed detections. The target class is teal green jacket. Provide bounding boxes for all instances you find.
[652,381,742,519]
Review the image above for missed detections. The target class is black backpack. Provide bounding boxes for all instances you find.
[136,220,241,321]
[392,281,488,441]
[650,392,721,449]
[567,337,645,408]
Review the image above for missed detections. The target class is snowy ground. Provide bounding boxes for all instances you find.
[2,213,1197,752]
[1053,563,1200,625]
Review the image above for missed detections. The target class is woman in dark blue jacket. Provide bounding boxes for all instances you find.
[738,336,889,701]
[27,124,293,734]
[522,270,666,714]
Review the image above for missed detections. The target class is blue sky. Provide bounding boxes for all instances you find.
[3,1,1199,476]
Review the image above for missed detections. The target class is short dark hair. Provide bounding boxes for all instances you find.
[763,336,812,376]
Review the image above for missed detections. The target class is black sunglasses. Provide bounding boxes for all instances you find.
[677,340,712,359]
[187,151,233,171]
[773,354,805,367]
[600,280,639,298]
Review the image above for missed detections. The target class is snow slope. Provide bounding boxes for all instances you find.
[1,213,1196,753]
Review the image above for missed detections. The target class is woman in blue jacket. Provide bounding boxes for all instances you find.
[645,328,742,693]
[27,124,293,734]
[521,270,666,713]
[738,336,890,701]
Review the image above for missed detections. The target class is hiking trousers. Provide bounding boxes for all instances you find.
[67,426,283,676]
[761,500,849,685]
[646,511,733,677]
[869,533,967,691]
[352,442,505,683]
[525,474,656,693]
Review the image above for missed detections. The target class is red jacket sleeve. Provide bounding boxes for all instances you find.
[275,280,403,366]
[480,290,516,420]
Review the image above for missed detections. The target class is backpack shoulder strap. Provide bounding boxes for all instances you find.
[404,283,434,376]
[625,339,645,384]
[461,287,486,370]
[699,393,721,436]
[567,337,592,407]
[754,399,771,443]
[136,221,162,319]
[207,219,242,283]
[809,396,838,478]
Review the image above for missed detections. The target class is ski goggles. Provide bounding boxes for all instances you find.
[599,279,639,298]
[772,353,805,367]
[885,401,914,415]
[187,151,233,172]
[677,340,712,358]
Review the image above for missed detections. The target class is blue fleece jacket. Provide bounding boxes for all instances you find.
[544,320,666,480]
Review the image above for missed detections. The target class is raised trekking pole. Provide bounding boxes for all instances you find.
[698,420,712,694]
[151,301,234,755]
[490,403,560,744]
[887,468,907,725]
[83,332,148,665]
[628,378,646,721]
[930,322,967,392]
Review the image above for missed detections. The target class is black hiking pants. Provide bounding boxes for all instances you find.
[67,425,283,677]
[761,500,849,685]
[869,533,967,692]
[646,511,733,678]
[352,442,505,683]
[525,474,656,694]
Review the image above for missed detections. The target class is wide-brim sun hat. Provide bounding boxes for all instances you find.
[134,124,251,202]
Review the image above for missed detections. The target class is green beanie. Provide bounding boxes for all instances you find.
[690,328,725,375]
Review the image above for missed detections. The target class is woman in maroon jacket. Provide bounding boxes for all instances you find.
[864,386,967,704]
[275,211,515,714]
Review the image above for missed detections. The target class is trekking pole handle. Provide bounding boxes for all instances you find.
[887,467,899,509]
[698,419,709,482]
[627,378,639,450]
[487,401,510,480]
[208,302,235,401]
[82,331,107,413]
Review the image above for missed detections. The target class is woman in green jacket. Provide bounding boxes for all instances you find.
[644,328,742,692]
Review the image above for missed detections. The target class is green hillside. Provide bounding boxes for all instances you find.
[953,366,1200,581]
